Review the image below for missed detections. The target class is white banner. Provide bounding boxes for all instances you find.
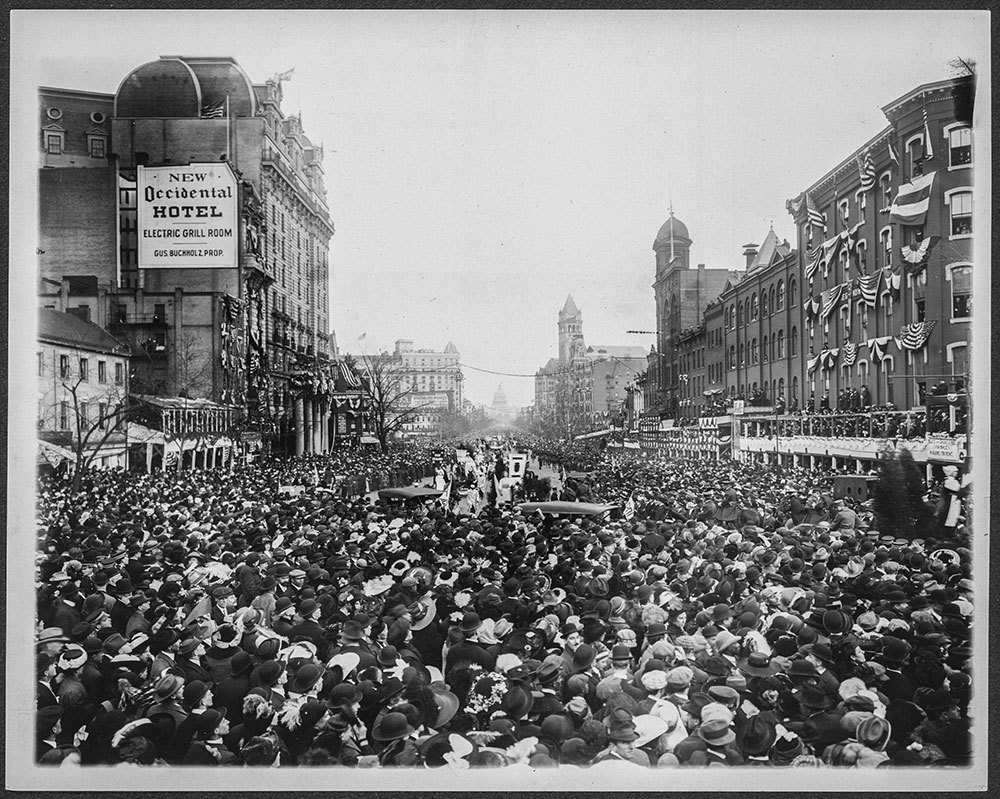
[137,163,239,269]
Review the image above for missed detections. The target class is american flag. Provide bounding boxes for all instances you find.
[922,108,934,160]
[201,100,225,119]
[805,193,827,233]
[857,151,876,192]
[623,492,636,521]
[888,137,900,166]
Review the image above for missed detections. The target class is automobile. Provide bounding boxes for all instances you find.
[516,501,618,518]
[377,486,444,502]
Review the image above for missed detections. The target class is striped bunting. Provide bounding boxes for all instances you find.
[899,320,937,351]
[201,100,225,119]
[804,247,822,282]
[821,348,840,370]
[807,355,821,373]
[857,151,876,192]
[820,283,846,319]
[339,360,362,388]
[901,236,938,271]
[842,341,859,367]
[806,193,827,232]
[805,296,822,320]
[866,336,894,364]
[889,171,936,225]
[857,272,882,307]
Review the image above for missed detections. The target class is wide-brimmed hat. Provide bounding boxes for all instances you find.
[632,714,670,748]
[793,683,831,710]
[737,651,778,677]
[769,730,804,765]
[371,711,416,741]
[736,715,777,756]
[419,732,479,767]
[153,673,184,701]
[431,686,460,727]
[409,598,437,631]
[37,628,70,647]
[856,716,892,750]
[697,719,735,746]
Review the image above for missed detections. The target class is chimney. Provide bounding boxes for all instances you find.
[742,243,758,270]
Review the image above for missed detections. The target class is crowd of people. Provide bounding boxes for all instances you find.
[32,436,974,770]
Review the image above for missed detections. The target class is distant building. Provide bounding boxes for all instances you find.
[535,296,645,435]
[487,384,517,422]
[37,308,130,470]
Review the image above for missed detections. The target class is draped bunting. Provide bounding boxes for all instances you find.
[889,171,937,225]
[857,272,882,307]
[899,320,937,350]
[842,341,859,367]
[338,360,363,389]
[821,348,840,370]
[857,151,876,192]
[807,355,821,373]
[866,336,894,364]
[805,296,822,320]
[820,282,846,319]
[900,236,938,275]
[884,268,901,302]
[804,247,822,282]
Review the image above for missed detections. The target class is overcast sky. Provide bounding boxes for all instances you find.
[13,10,987,407]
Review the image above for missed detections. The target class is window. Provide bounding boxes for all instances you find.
[153,331,167,351]
[728,346,735,369]
[790,328,798,356]
[856,300,868,330]
[88,135,106,158]
[776,280,785,311]
[855,191,867,225]
[737,304,744,327]
[750,338,758,365]
[948,343,968,377]
[948,126,972,167]
[858,360,869,384]
[60,401,69,430]
[879,172,892,211]
[839,199,849,226]
[98,361,107,383]
[761,336,768,363]
[914,298,926,323]
[80,402,89,428]
[739,343,745,367]
[79,358,89,381]
[947,191,973,237]
[751,295,759,321]
[153,303,166,323]
[880,228,892,269]
[37,352,44,377]
[839,305,850,335]
[838,248,849,277]
[792,375,799,402]
[905,134,925,179]
[841,364,851,388]
[98,402,108,430]
[949,264,972,320]
[880,291,893,331]
[856,240,868,272]
[59,355,70,378]
[45,133,63,154]
[775,330,784,359]
[789,278,797,307]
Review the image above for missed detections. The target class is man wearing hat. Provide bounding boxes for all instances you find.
[687,719,743,766]
[444,613,495,676]
[208,584,237,625]
[142,673,189,728]
[289,599,332,661]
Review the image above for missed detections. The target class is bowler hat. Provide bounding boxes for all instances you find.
[371,711,415,741]
[736,715,777,756]
[793,683,831,710]
[571,644,596,673]
[737,651,777,677]
[459,612,482,634]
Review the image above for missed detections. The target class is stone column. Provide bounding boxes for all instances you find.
[294,396,305,456]
[303,398,313,454]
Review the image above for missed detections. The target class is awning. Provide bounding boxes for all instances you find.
[360,435,380,445]
[127,423,165,445]
[38,439,75,466]
[574,429,613,441]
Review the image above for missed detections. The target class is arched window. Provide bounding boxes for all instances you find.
[789,278,798,307]
[737,303,744,327]
[745,299,751,326]
[790,327,798,356]
[750,338,758,365]
[739,343,745,367]
[777,329,785,359]
[751,295,759,321]
[769,286,776,315]
[777,280,785,311]
[728,345,736,369]
[778,377,785,399]
[761,336,768,363]
[791,375,798,401]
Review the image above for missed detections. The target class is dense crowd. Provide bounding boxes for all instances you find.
[33,437,973,770]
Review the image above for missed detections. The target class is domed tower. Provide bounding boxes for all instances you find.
[653,209,692,276]
[558,294,584,364]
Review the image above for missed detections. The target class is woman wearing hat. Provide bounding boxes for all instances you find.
[370,711,419,767]
[53,645,91,746]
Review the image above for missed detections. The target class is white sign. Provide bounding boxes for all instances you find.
[507,453,528,479]
[925,435,964,463]
[137,163,238,269]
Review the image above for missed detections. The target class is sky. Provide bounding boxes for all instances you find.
[12,9,988,407]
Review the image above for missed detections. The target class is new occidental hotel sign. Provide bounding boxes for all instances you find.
[137,163,238,269]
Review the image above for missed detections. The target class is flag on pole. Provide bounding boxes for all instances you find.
[312,465,320,486]
[440,480,452,509]
[922,108,934,160]
[805,193,827,233]
[857,151,876,192]
[889,172,936,226]
[623,492,636,521]
[888,138,900,166]
[200,100,225,118]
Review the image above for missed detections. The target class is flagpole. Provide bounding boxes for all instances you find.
[225,94,231,163]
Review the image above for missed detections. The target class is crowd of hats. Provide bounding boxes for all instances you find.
[32,437,973,769]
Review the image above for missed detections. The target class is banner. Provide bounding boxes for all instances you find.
[137,163,239,269]
[888,171,936,226]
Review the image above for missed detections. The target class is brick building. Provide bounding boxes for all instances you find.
[37,57,340,458]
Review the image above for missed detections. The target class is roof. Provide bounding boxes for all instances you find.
[560,294,580,316]
[654,212,690,247]
[38,309,128,355]
[746,228,792,273]
[115,55,257,119]
[443,341,458,354]
[537,358,561,375]
[586,345,648,360]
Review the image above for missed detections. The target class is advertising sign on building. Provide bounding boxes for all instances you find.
[925,435,965,463]
[137,163,238,269]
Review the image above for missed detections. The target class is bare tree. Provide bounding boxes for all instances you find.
[948,57,976,76]
[355,350,437,451]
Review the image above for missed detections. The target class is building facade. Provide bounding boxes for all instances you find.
[38,57,339,459]
[37,308,130,470]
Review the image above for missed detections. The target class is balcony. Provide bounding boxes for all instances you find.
[111,313,167,326]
